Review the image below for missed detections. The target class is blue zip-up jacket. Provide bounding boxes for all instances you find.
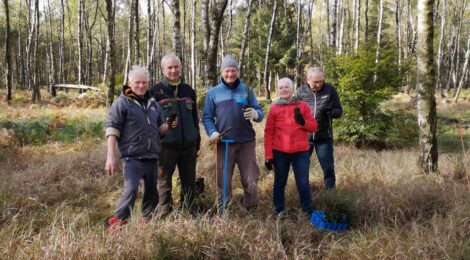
[203,78,264,143]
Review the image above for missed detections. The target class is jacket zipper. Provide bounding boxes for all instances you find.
[312,91,317,141]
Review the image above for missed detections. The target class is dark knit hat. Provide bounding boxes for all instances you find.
[220,55,239,72]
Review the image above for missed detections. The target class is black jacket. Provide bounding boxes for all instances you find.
[149,78,201,150]
[296,83,342,141]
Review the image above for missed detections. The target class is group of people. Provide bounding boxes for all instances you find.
[104,54,342,232]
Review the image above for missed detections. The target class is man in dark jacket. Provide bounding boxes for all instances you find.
[296,67,342,189]
[149,53,200,216]
[105,65,176,233]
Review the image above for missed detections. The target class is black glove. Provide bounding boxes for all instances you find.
[265,160,274,171]
[294,108,305,126]
[167,113,177,129]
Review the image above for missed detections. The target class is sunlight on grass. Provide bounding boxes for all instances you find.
[0,91,469,258]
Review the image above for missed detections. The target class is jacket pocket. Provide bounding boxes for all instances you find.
[127,135,143,155]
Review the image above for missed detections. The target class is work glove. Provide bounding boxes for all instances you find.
[265,159,274,171]
[209,132,220,144]
[294,108,305,126]
[166,113,177,129]
[243,107,259,121]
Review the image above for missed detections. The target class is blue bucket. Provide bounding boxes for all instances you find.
[310,210,348,232]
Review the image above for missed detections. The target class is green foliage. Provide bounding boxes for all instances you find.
[383,110,419,148]
[326,46,408,148]
[0,116,104,146]
[196,89,206,114]
[236,1,299,84]
[315,190,357,224]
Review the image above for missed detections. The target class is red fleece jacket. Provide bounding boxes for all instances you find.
[264,100,317,160]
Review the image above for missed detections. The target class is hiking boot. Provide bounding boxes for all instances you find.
[107,216,128,234]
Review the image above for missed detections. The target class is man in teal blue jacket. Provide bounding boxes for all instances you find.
[202,55,264,211]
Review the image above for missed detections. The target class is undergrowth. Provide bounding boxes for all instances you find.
[0,93,469,258]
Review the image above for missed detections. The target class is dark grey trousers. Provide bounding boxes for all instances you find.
[157,146,197,214]
[216,141,260,209]
[114,158,159,220]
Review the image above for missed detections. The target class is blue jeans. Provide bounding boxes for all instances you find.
[272,150,312,213]
[309,138,336,189]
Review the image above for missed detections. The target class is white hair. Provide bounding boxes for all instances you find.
[306,67,324,79]
[161,53,181,69]
[278,77,294,89]
[128,65,149,82]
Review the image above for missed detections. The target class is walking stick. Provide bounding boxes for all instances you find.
[220,139,234,215]
[212,127,232,215]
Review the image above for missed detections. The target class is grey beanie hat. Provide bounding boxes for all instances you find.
[220,55,239,72]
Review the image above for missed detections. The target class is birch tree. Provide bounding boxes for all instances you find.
[59,0,65,84]
[239,0,255,76]
[3,0,12,101]
[395,0,402,69]
[375,0,384,65]
[453,34,470,102]
[416,0,438,173]
[190,0,196,88]
[353,0,360,51]
[106,0,116,106]
[46,0,56,96]
[31,0,41,101]
[329,0,338,48]
[364,0,369,43]
[84,1,99,86]
[17,0,25,87]
[147,0,155,84]
[294,0,303,86]
[26,0,34,93]
[77,0,84,86]
[124,0,135,84]
[200,0,210,85]
[171,0,183,60]
[436,0,446,97]
[263,0,278,102]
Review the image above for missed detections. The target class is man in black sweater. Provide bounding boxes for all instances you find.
[150,53,200,216]
[296,67,342,189]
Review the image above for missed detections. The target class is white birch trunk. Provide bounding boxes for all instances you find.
[294,0,303,87]
[417,0,438,173]
[191,0,196,89]
[375,0,384,65]
[436,0,446,96]
[453,34,470,102]
[78,0,84,86]
[264,0,278,102]
[239,0,254,76]
[354,0,360,51]
[171,0,183,60]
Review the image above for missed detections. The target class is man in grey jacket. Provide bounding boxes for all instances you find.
[296,67,342,189]
[104,65,177,233]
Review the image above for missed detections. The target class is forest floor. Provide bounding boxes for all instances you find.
[0,90,469,259]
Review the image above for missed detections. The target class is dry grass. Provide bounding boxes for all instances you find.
[1,94,469,259]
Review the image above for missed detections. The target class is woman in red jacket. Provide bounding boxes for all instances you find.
[264,77,317,215]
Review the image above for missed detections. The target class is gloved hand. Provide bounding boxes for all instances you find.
[294,108,305,126]
[209,132,220,144]
[167,113,177,129]
[265,159,274,171]
[243,107,259,121]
